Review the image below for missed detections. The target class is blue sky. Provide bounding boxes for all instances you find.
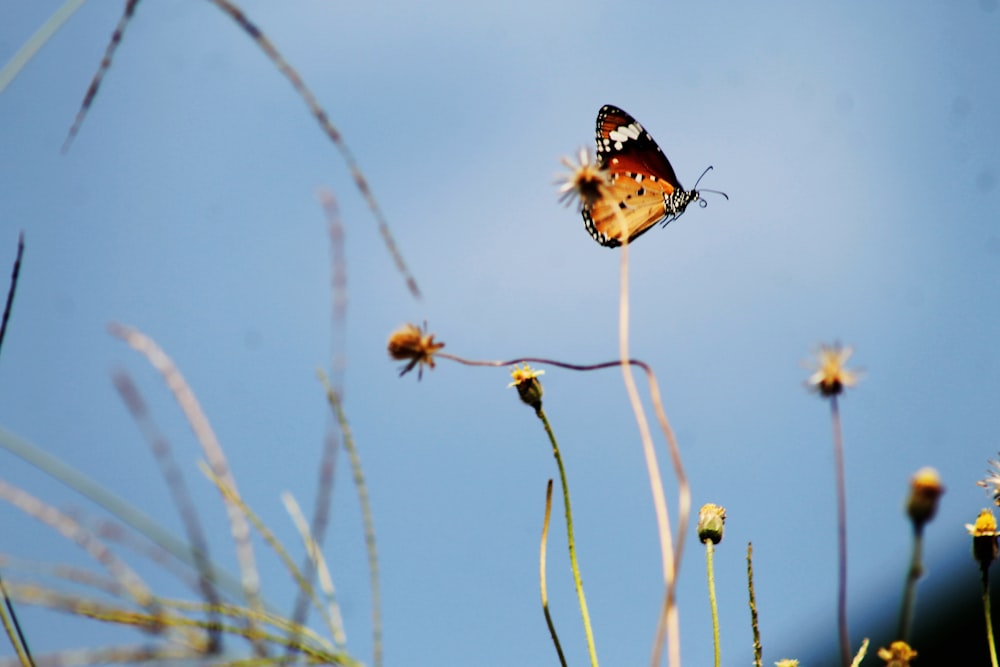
[1,1,999,665]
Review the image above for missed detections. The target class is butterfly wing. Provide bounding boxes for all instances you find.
[583,105,690,247]
[582,174,678,247]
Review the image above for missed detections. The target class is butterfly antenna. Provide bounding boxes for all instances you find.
[699,189,729,200]
[692,165,728,208]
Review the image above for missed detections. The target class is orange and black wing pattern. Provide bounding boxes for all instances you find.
[583,105,699,248]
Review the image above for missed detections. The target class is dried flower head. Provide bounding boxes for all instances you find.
[967,508,999,568]
[977,455,1000,505]
[876,640,918,666]
[697,503,727,545]
[556,147,610,211]
[806,342,859,397]
[508,363,545,410]
[906,466,944,528]
[387,322,445,379]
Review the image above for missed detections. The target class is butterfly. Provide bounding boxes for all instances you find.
[582,105,720,248]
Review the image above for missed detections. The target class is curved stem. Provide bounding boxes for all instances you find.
[615,238,680,667]
[540,480,568,667]
[536,408,598,667]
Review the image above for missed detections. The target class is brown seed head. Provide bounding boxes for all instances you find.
[387,323,445,379]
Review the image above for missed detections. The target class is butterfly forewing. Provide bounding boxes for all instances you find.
[583,105,696,247]
[595,105,683,191]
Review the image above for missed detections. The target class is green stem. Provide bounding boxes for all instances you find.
[984,565,998,667]
[705,542,720,667]
[536,407,598,667]
[897,523,924,642]
[319,375,382,667]
[830,395,851,667]
[540,480,568,667]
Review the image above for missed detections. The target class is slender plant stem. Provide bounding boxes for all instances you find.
[0,232,25,363]
[540,479,568,667]
[536,408,598,667]
[0,573,33,667]
[705,541,720,667]
[0,0,87,94]
[984,565,998,667]
[320,375,382,667]
[615,237,681,667]
[897,523,924,643]
[747,543,762,667]
[830,395,850,667]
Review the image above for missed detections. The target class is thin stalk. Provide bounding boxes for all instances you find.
[830,395,850,667]
[540,479,568,667]
[0,573,33,667]
[747,543,762,667]
[319,374,382,667]
[896,523,924,643]
[983,565,998,667]
[0,231,25,362]
[0,1,87,94]
[535,408,598,667]
[705,541,720,667]
[615,236,681,667]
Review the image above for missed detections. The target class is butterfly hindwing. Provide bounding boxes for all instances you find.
[582,173,677,247]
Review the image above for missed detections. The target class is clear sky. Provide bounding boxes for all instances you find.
[1,1,999,665]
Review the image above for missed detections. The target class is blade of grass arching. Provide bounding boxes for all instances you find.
[206,2,421,300]
[2,554,157,604]
[0,232,25,363]
[0,428,246,603]
[0,479,214,648]
[285,433,340,650]
[196,462,339,655]
[108,323,265,653]
[0,573,33,667]
[87,515,218,601]
[319,189,348,395]
[282,491,348,649]
[60,0,144,152]
[0,1,87,95]
[283,190,346,650]
[0,481,152,608]
[317,371,382,667]
[6,584,195,647]
[4,582,357,665]
[160,596,342,656]
[111,370,223,652]
[0,643,202,667]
